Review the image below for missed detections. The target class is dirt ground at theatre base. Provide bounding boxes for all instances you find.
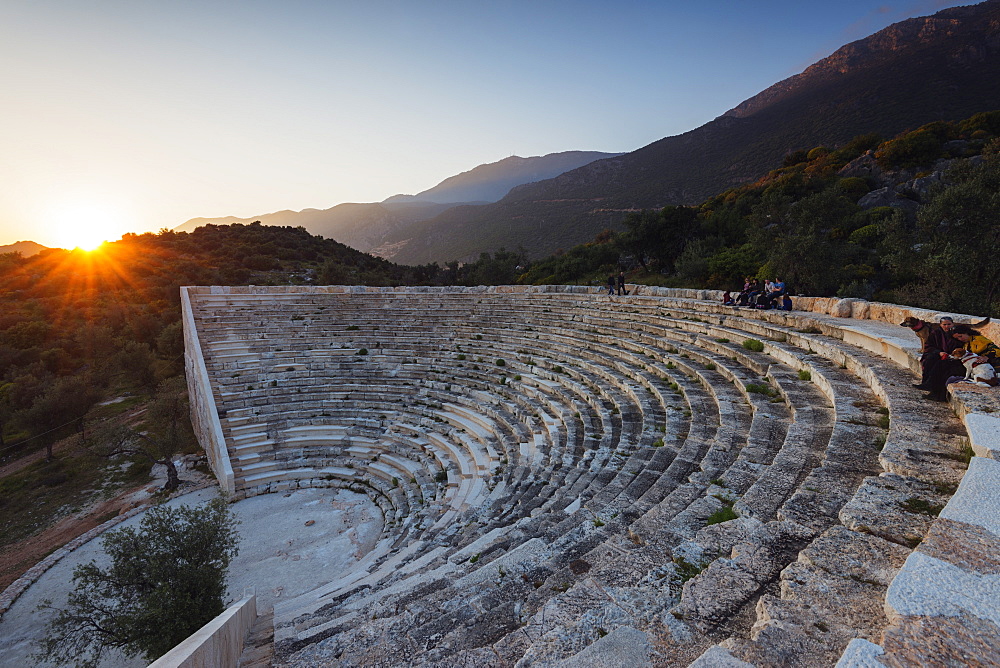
[0,398,179,593]
[0,438,162,592]
[0,485,384,668]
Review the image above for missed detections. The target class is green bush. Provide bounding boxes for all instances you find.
[837,177,871,201]
[742,339,765,352]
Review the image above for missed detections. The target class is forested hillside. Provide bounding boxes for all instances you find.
[519,111,1000,318]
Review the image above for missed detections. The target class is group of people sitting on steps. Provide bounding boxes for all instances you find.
[902,315,999,401]
[723,277,792,311]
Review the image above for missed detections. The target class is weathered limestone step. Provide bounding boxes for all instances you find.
[876,456,1000,666]
[237,607,275,668]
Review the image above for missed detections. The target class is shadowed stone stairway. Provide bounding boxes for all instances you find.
[181,285,1000,667]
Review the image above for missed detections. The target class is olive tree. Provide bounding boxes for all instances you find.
[82,376,194,491]
[34,498,240,667]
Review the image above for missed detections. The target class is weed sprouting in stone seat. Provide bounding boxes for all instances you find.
[672,556,706,583]
[706,505,738,525]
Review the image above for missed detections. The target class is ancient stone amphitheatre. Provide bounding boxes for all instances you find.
[180,285,1000,667]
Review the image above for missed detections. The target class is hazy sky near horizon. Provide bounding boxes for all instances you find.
[0,0,971,249]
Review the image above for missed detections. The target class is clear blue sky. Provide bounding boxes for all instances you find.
[0,0,972,249]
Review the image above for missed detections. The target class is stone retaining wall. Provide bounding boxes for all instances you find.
[182,286,235,494]
[147,593,256,668]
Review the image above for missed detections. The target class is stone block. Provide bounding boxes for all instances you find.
[839,474,946,547]
[850,300,871,319]
[938,456,1000,536]
[797,525,910,587]
[689,645,756,667]
[880,613,1000,668]
[885,551,1000,627]
[555,626,651,667]
[965,413,1000,460]
[835,638,886,667]
[827,298,858,318]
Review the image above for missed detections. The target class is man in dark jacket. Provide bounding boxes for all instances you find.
[901,316,961,389]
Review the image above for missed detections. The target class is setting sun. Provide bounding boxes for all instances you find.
[46,201,126,251]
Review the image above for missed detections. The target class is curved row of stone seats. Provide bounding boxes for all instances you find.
[568,289,985,666]
[500,340,860,656]
[202,300,692,528]
[201,304,736,500]
[180,286,987,666]
[193,292,696,564]
[356,320,848,660]
[484,300,944,664]
[556,298,960,640]
[191,288,832,656]
[186,292,744,616]
[492,306,928,664]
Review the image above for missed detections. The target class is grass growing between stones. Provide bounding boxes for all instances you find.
[900,497,943,516]
[877,406,891,430]
[706,503,738,525]
[673,556,706,583]
[944,441,975,465]
[875,433,887,451]
[742,339,765,353]
[746,382,779,398]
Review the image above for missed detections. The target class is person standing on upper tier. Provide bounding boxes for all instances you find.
[617,271,627,296]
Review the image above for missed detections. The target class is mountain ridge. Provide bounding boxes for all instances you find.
[379,0,1000,265]
[174,150,620,253]
[383,151,621,204]
[0,240,48,257]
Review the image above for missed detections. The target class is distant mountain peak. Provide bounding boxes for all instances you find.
[0,240,48,257]
[382,150,623,205]
[724,1,1000,120]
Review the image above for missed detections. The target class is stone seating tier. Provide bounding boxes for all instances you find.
[179,286,990,667]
